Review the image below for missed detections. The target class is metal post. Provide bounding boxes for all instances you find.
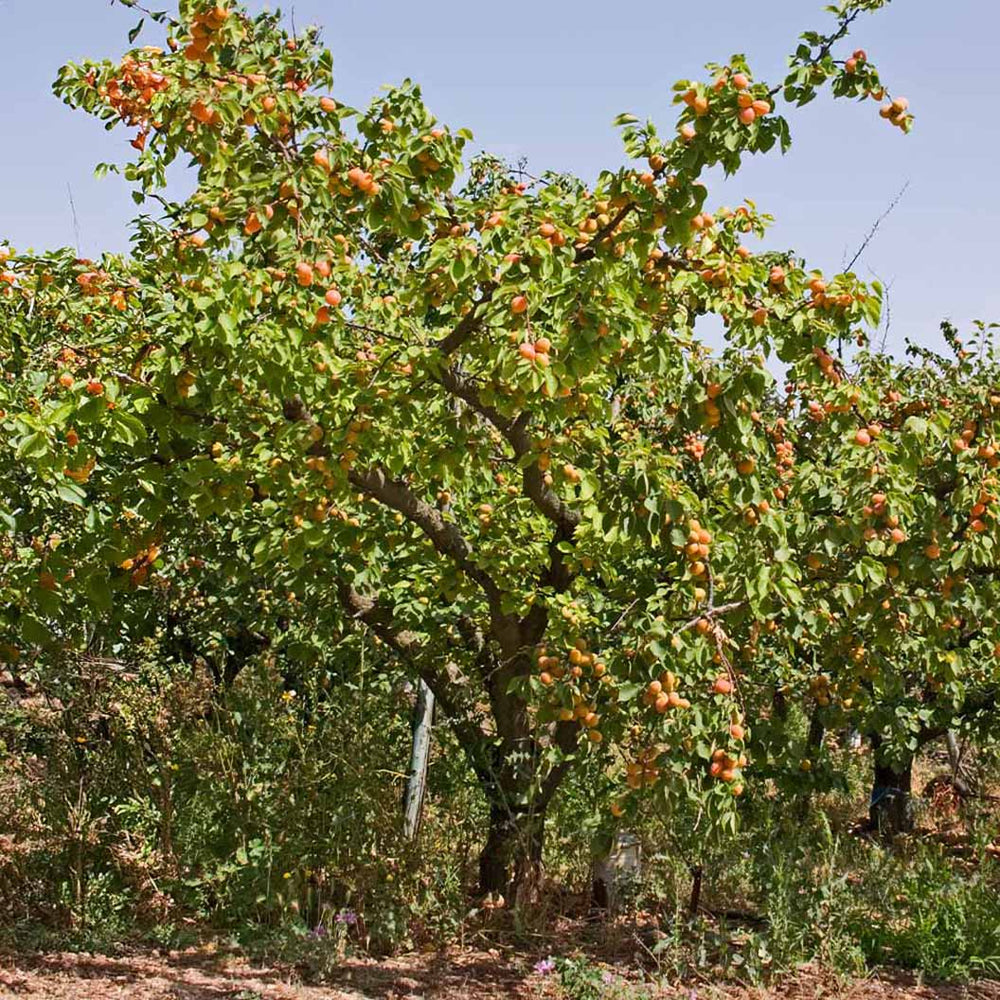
[402,679,434,840]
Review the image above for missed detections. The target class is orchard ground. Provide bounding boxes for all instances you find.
[3,946,1000,1000]
[3,750,999,1000]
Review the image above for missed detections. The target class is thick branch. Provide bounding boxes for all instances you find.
[436,282,497,355]
[574,203,636,264]
[537,719,579,809]
[348,466,515,634]
[437,368,581,535]
[917,686,999,748]
[338,582,486,740]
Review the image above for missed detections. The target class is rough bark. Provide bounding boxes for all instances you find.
[478,802,546,902]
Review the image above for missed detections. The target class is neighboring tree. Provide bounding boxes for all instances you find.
[1,0,927,896]
[739,324,1000,833]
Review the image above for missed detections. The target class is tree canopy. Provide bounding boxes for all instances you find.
[6,0,997,897]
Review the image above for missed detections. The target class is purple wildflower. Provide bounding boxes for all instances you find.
[334,909,358,925]
[308,924,328,940]
[602,970,616,984]
[533,957,556,975]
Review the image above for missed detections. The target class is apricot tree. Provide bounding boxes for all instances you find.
[732,324,1000,832]
[1,0,920,895]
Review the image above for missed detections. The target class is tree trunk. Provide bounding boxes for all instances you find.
[796,708,826,820]
[689,864,703,916]
[478,803,545,902]
[402,679,434,840]
[869,750,914,835]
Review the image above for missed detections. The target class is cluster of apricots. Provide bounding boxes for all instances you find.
[853,422,883,447]
[74,268,109,296]
[878,95,912,130]
[625,746,663,789]
[810,278,854,312]
[408,128,447,177]
[766,426,795,488]
[180,4,230,63]
[810,346,843,386]
[344,166,382,198]
[709,747,745,795]
[537,640,608,686]
[682,432,706,462]
[742,498,771,526]
[642,670,691,714]
[952,419,981,455]
[808,672,835,706]
[282,258,346,325]
[839,47,914,128]
[975,439,1000,468]
[517,335,551,367]
[91,54,169,150]
[433,219,472,242]
[844,48,867,74]
[641,247,674,293]
[702,383,723,429]
[537,220,567,248]
[291,498,358,528]
[860,491,906,545]
[682,519,712,579]
[679,69,772,129]
[963,486,997,537]
[537,640,610,743]
[576,199,616,241]
[118,543,161,587]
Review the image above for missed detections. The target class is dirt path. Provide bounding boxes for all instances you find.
[1,949,998,1000]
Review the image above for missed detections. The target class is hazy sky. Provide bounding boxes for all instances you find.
[1,0,997,354]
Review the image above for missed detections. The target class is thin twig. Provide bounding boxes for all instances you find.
[67,184,82,256]
[609,598,641,633]
[844,181,909,273]
[676,601,745,632]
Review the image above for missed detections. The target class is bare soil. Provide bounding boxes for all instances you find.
[2,948,999,1000]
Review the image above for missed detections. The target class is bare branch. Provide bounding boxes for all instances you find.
[844,181,909,273]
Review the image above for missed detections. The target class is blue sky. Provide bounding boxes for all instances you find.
[1,0,997,354]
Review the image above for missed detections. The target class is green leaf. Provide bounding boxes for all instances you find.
[55,482,87,506]
[617,681,642,702]
[86,573,112,610]
[15,431,48,460]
